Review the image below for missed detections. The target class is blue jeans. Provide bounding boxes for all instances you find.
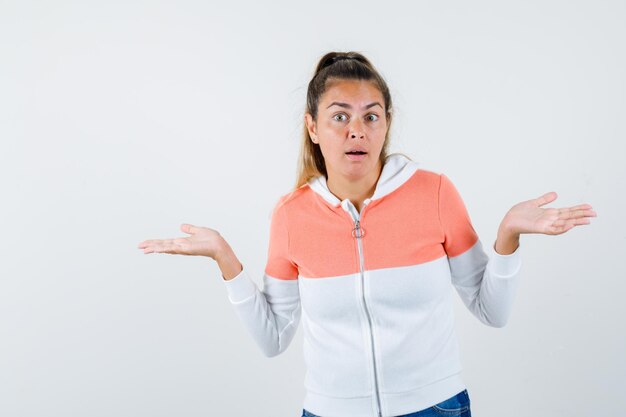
[301,389,471,417]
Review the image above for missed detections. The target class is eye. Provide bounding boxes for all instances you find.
[333,113,347,122]
[366,114,379,122]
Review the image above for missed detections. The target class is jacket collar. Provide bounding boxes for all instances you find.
[306,153,419,208]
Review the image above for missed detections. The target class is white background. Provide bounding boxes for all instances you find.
[1,1,624,416]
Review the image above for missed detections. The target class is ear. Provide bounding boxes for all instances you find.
[304,113,318,142]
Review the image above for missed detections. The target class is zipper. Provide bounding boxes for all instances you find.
[345,201,383,417]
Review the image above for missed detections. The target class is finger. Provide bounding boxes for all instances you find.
[551,217,590,233]
[558,207,596,220]
[563,204,596,217]
[142,245,157,254]
[160,239,181,254]
[570,216,592,225]
[138,238,165,249]
[138,239,158,249]
[577,208,597,218]
[535,192,558,207]
[567,203,594,211]
[143,238,180,254]
[151,240,173,254]
[181,223,199,235]
[143,241,164,254]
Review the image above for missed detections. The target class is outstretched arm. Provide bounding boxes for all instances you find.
[137,204,301,358]
[440,174,597,328]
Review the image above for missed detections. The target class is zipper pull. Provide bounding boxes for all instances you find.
[351,219,365,238]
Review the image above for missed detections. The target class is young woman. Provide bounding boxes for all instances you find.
[138,52,596,417]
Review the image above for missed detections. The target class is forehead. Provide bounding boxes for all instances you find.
[320,79,383,105]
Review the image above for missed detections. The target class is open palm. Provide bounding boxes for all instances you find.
[505,192,597,236]
[137,223,225,259]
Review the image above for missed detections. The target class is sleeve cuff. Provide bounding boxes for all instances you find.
[489,241,522,278]
[223,267,258,303]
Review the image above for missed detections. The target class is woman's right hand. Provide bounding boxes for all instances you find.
[137,223,226,260]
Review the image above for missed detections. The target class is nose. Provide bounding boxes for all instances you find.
[348,119,365,139]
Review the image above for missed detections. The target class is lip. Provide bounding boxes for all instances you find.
[345,153,367,161]
[345,146,368,153]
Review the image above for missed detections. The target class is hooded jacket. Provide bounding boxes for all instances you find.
[222,153,522,417]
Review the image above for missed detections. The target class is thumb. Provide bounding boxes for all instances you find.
[534,191,558,207]
[180,223,198,234]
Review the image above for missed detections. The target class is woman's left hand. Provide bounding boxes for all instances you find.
[494,192,597,255]
[502,191,597,236]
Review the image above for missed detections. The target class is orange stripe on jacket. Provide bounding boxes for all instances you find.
[265,170,478,280]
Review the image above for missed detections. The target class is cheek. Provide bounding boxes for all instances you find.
[317,141,339,158]
[325,143,344,157]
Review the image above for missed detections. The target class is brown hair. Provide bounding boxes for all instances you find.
[293,51,408,190]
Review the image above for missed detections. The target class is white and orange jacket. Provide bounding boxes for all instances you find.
[222,153,522,417]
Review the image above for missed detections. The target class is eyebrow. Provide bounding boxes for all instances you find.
[326,102,383,110]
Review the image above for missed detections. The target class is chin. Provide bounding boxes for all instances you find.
[342,163,372,177]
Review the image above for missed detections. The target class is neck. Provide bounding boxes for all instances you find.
[326,159,383,207]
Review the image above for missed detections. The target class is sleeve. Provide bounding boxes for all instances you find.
[222,197,301,357]
[438,173,522,328]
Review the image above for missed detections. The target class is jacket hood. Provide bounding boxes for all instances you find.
[306,153,419,208]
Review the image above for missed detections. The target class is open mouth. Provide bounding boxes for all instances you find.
[345,151,368,160]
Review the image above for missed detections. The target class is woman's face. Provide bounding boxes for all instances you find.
[305,79,389,182]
